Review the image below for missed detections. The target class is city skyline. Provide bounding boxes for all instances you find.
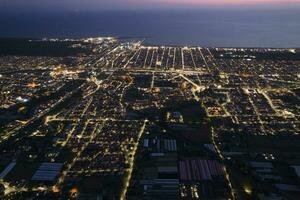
[0,0,300,199]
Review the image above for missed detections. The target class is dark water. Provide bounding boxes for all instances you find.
[1,10,300,47]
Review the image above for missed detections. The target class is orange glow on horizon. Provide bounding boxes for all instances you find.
[125,0,300,6]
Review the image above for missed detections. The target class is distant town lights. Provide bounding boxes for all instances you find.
[244,186,252,195]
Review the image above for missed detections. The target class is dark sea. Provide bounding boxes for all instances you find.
[1,9,300,47]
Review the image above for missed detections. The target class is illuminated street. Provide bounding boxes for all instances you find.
[0,37,300,199]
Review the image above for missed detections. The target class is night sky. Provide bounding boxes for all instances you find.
[2,0,300,12]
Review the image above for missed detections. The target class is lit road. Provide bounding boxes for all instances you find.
[120,119,148,200]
